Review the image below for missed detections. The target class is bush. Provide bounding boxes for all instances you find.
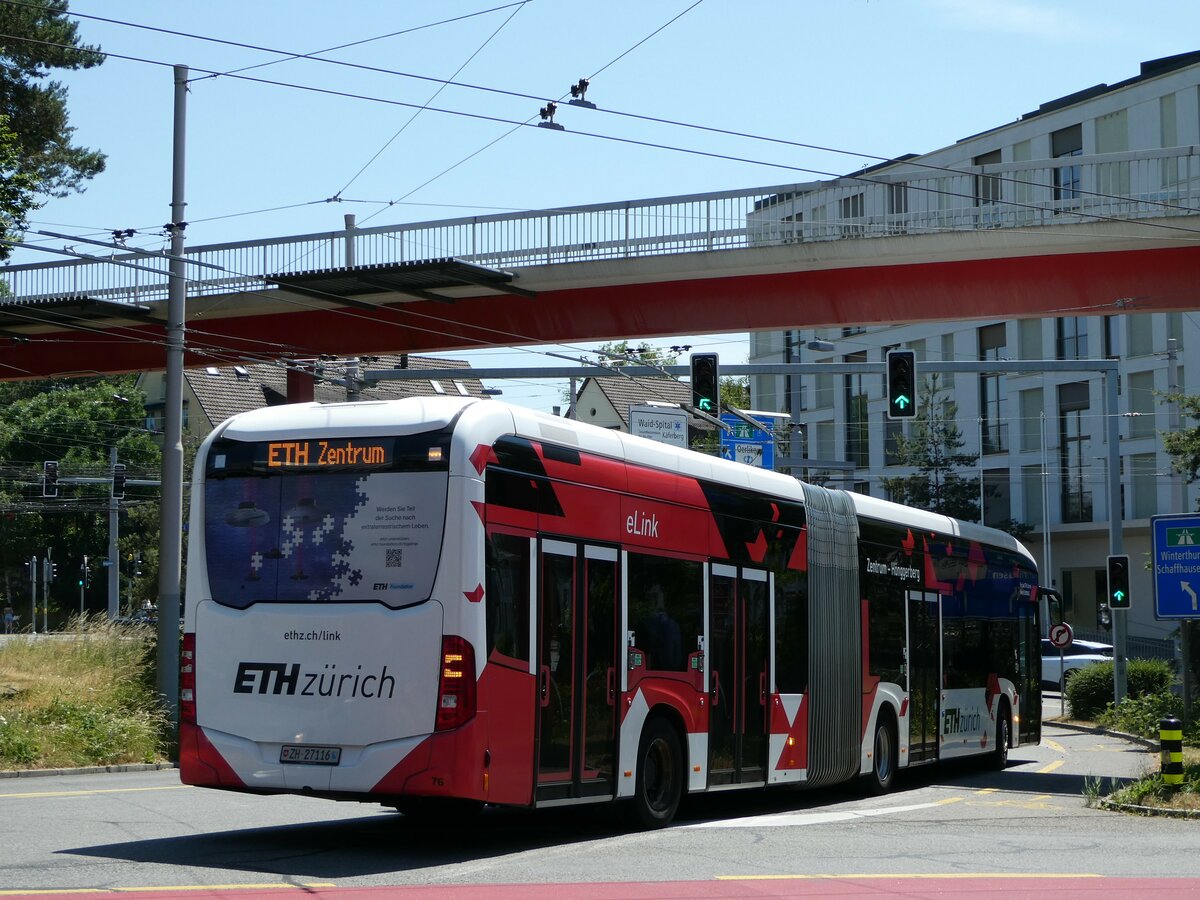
[1064,658,1175,721]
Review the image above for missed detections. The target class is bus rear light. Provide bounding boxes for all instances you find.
[180,633,197,724]
[435,635,475,732]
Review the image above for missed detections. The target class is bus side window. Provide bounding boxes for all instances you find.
[627,552,702,673]
[486,532,531,666]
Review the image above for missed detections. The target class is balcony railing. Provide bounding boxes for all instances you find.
[3,146,1198,307]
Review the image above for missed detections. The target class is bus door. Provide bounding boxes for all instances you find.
[906,589,941,763]
[536,540,619,801]
[708,565,769,786]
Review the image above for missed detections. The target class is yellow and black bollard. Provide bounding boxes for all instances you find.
[1160,716,1184,789]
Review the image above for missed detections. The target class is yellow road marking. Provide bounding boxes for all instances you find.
[1045,739,1067,753]
[1038,759,1065,774]
[936,796,963,805]
[975,787,999,795]
[718,873,1102,881]
[0,786,189,800]
[119,885,336,893]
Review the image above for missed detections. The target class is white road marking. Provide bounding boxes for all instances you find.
[685,799,952,829]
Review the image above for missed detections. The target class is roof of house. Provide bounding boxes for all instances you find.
[581,374,694,429]
[185,354,486,428]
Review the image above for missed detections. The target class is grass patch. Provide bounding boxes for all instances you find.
[0,615,170,770]
[1107,747,1200,812]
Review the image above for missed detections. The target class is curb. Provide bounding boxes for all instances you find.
[1098,798,1200,819]
[1045,718,1160,751]
[0,762,177,779]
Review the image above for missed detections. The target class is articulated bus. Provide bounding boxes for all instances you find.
[180,397,1043,827]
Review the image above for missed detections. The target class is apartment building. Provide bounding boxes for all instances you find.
[748,53,1200,644]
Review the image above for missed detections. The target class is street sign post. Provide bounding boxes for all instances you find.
[1152,514,1200,619]
[718,413,775,469]
[628,405,689,449]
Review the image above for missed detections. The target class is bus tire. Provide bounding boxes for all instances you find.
[632,717,683,829]
[992,709,1011,771]
[866,712,897,795]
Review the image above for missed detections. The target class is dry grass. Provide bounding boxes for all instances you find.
[0,615,170,769]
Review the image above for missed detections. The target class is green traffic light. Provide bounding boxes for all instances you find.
[894,394,910,409]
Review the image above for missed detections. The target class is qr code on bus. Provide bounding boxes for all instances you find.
[385,549,403,568]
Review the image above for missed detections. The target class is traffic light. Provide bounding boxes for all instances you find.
[112,463,126,499]
[48,562,58,584]
[79,555,90,588]
[42,460,58,497]
[690,353,720,414]
[134,554,143,577]
[886,349,917,419]
[1107,554,1131,609]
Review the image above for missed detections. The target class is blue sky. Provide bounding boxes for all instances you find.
[12,0,1200,410]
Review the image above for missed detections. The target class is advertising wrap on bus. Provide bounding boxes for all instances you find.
[204,438,448,607]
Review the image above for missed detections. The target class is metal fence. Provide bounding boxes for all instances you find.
[4,145,1199,307]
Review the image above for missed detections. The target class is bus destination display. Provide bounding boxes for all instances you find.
[266,439,391,469]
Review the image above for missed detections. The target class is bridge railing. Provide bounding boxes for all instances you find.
[3,146,1198,306]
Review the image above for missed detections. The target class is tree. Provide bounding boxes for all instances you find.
[0,377,159,623]
[0,0,105,258]
[1162,392,1200,510]
[879,375,983,522]
[0,115,38,256]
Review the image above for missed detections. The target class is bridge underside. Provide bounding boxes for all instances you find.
[3,235,1199,381]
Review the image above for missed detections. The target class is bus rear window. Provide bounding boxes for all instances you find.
[203,469,447,608]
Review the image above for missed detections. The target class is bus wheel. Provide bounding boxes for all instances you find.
[992,712,1011,771]
[867,714,896,795]
[633,717,683,829]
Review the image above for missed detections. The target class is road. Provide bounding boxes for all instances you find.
[0,723,1194,899]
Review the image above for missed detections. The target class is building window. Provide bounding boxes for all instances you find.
[978,323,1006,454]
[1056,317,1087,360]
[974,149,1002,207]
[1103,315,1119,358]
[1020,389,1044,452]
[1128,371,1156,439]
[887,183,909,233]
[844,351,869,469]
[941,333,956,388]
[1022,464,1044,529]
[1128,315,1154,357]
[1058,382,1092,523]
[1018,319,1042,361]
[983,467,1011,528]
[1051,124,1083,204]
[1131,453,1158,519]
[813,371,834,409]
[884,418,903,467]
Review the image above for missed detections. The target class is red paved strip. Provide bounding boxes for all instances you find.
[6,877,1200,900]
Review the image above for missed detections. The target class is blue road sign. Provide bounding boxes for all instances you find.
[719,414,775,470]
[1152,513,1200,619]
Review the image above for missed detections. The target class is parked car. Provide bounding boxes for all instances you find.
[1041,638,1113,690]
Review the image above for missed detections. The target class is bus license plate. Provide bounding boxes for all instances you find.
[280,744,341,766]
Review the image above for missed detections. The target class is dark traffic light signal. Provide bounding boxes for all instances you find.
[690,353,720,414]
[112,463,126,499]
[886,349,917,419]
[42,460,58,497]
[1107,554,1131,609]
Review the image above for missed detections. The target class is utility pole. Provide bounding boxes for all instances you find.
[29,555,37,636]
[157,64,187,723]
[1168,337,1191,723]
[109,447,120,619]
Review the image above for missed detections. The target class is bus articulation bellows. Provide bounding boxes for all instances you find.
[180,397,1042,827]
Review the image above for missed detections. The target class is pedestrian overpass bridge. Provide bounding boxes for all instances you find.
[2,144,1200,380]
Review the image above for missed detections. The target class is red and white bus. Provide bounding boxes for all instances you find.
[180,397,1043,826]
